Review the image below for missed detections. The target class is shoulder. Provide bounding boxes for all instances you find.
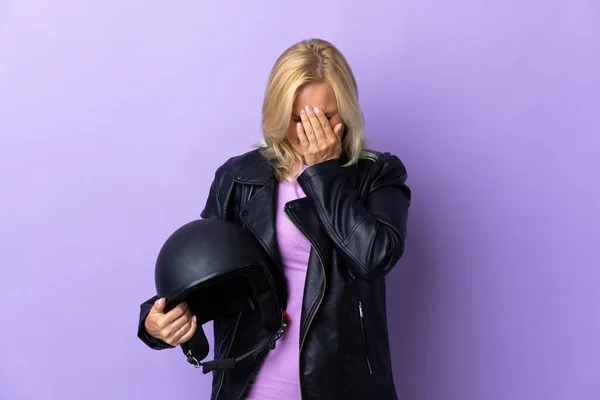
[212,148,273,185]
[355,149,408,180]
[214,148,261,174]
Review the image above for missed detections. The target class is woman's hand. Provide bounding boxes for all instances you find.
[144,298,197,346]
[297,105,343,166]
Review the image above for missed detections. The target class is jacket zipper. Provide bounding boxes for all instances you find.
[236,342,272,400]
[358,301,373,375]
[214,311,242,400]
[233,182,287,399]
[236,243,284,400]
[284,205,327,400]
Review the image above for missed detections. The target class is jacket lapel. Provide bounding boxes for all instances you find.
[234,150,359,315]
[235,151,359,271]
[239,178,283,272]
[234,153,284,275]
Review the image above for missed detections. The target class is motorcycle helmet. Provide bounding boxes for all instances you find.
[154,218,289,373]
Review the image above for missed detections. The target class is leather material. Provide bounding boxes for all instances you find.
[137,148,411,400]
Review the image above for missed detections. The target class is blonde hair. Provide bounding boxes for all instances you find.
[258,38,376,181]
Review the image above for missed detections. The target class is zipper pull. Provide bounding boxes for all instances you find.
[358,301,364,318]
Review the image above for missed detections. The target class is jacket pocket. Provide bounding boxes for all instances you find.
[357,300,373,374]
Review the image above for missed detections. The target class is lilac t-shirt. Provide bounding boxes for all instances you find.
[245,166,310,400]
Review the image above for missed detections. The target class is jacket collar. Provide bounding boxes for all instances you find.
[233,149,352,184]
[232,149,276,184]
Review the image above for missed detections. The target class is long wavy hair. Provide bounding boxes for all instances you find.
[258,38,375,181]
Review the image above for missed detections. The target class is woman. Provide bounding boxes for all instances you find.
[137,38,411,400]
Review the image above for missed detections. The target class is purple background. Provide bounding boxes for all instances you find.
[1,1,599,399]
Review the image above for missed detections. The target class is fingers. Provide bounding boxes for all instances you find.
[301,105,337,148]
[151,297,166,313]
[333,123,343,138]
[161,301,189,325]
[169,313,194,345]
[296,105,343,166]
[312,106,333,144]
[169,308,192,332]
[299,107,317,145]
[302,105,325,144]
[162,310,195,345]
[296,122,309,150]
[145,300,198,345]
[175,315,197,345]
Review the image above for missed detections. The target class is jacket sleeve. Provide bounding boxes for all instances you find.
[137,169,224,349]
[297,154,411,281]
[200,167,224,220]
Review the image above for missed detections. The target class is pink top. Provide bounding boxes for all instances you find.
[244,166,310,399]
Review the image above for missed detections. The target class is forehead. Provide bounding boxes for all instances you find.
[293,82,337,110]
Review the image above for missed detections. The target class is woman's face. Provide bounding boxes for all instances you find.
[286,82,344,155]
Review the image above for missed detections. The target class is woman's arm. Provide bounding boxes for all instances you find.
[137,295,174,350]
[200,168,224,220]
[137,169,224,349]
[297,154,411,281]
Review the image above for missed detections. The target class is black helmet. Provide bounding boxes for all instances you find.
[154,218,289,373]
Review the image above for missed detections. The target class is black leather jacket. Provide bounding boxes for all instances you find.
[137,149,411,400]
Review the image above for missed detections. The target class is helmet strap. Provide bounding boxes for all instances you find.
[182,309,291,374]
